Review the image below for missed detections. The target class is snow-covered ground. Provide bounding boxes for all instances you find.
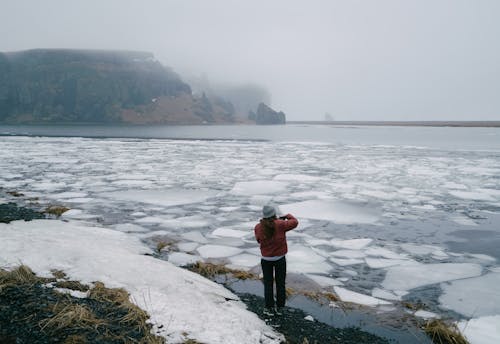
[1,134,500,343]
[0,219,282,344]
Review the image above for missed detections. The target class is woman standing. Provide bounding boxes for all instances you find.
[254,205,299,314]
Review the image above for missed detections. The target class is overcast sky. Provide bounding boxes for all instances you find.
[1,0,499,121]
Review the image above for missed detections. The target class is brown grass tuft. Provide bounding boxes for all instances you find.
[44,205,70,217]
[156,240,171,253]
[54,280,89,292]
[40,302,106,332]
[63,335,87,344]
[88,282,129,305]
[0,265,39,291]
[188,262,259,281]
[51,269,68,280]
[423,319,469,344]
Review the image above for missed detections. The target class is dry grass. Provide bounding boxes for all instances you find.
[54,280,90,292]
[44,205,70,217]
[188,262,258,280]
[423,319,469,344]
[0,265,40,291]
[51,269,68,280]
[88,281,159,340]
[63,335,87,344]
[40,302,106,332]
[88,282,129,305]
[156,240,172,253]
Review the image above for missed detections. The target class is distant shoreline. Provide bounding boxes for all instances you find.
[288,121,500,127]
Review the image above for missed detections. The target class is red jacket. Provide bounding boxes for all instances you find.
[254,214,298,257]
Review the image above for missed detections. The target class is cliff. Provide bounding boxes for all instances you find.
[0,49,243,125]
[249,103,286,124]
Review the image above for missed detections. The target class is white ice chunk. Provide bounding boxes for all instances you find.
[334,287,391,306]
[273,174,320,182]
[440,272,500,317]
[365,258,416,269]
[331,238,373,250]
[212,227,251,238]
[305,274,344,287]
[197,245,243,259]
[229,254,260,268]
[330,257,364,266]
[400,243,442,256]
[382,263,483,291]
[177,242,199,252]
[286,245,332,274]
[365,247,408,260]
[371,288,403,301]
[467,253,496,262]
[48,192,88,199]
[449,191,496,202]
[102,188,217,207]
[168,252,200,267]
[281,200,380,224]
[458,315,500,344]
[304,315,315,322]
[182,231,209,244]
[113,223,149,233]
[451,215,478,226]
[414,310,440,319]
[330,250,366,259]
[231,181,288,195]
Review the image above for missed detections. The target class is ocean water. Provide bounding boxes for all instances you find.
[1,124,499,339]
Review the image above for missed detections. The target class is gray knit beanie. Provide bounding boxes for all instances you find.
[262,205,276,219]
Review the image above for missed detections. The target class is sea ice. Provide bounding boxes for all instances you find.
[331,238,373,250]
[382,263,483,291]
[281,200,380,224]
[113,223,149,233]
[286,245,332,274]
[273,174,320,182]
[177,242,199,252]
[229,254,260,268]
[197,245,243,259]
[449,190,496,202]
[167,252,200,267]
[458,315,500,344]
[365,246,408,260]
[212,227,251,238]
[413,310,440,319]
[439,272,500,317]
[330,249,366,259]
[181,231,208,244]
[330,257,364,266]
[334,287,391,306]
[365,258,415,269]
[230,181,288,195]
[305,274,344,287]
[371,288,404,301]
[102,189,218,207]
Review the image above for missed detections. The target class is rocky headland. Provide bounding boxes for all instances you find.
[0,49,286,125]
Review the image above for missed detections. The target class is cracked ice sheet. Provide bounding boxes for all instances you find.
[101,189,218,207]
[281,200,380,224]
[458,315,500,344]
[439,273,500,317]
[230,181,288,195]
[382,263,483,291]
[0,220,282,344]
[334,287,391,306]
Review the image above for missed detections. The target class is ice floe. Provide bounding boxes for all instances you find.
[102,189,218,207]
[458,315,500,344]
[331,238,373,250]
[382,263,483,291]
[212,227,250,238]
[230,181,288,195]
[334,287,391,306]
[439,272,500,317]
[305,274,344,287]
[197,244,243,259]
[281,200,380,224]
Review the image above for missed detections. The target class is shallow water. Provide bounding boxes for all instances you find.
[1,125,499,342]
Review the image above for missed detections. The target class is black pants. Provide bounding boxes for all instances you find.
[261,256,286,308]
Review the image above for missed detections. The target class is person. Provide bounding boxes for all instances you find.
[254,205,298,314]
